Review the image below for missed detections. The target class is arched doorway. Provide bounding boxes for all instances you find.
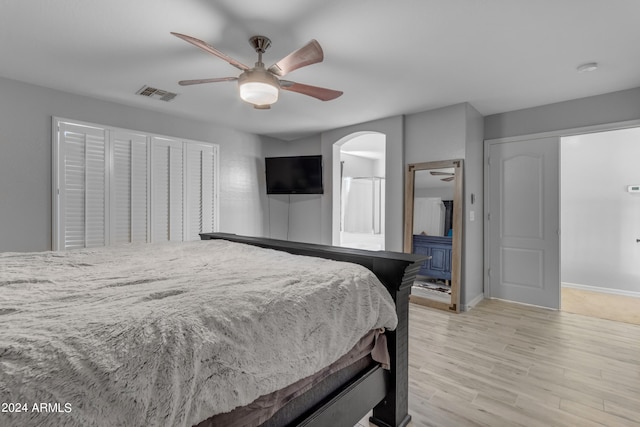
[332,132,386,250]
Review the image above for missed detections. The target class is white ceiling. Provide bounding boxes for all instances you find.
[2,0,639,140]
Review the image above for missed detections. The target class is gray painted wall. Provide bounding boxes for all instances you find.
[322,116,404,252]
[485,87,640,140]
[405,104,467,163]
[262,120,404,250]
[261,118,404,251]
[0,76,266,252]
[463,103,485,307]
[404,103,485,309]
[261,134,323,244]
[267,103,486,308]
[485,85,640,297]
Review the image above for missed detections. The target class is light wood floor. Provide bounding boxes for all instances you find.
[359,299,640,427]
[562,287,640,325]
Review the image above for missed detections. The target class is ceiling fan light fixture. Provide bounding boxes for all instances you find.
[238,67,279,106]
[239,81,279,105]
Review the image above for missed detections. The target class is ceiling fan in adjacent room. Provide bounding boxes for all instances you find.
[430,171,455,182]
[171,32,343,109]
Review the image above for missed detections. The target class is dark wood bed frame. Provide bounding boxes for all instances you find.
[200,233,425,427]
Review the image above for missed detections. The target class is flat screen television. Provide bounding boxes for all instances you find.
[265,155,323,194]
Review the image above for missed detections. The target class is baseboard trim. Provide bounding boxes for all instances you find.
[462,293,485,311]
[562,282,640,299]
[488,297,558,311]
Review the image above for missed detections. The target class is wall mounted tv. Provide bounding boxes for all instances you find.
[265,155,323,194]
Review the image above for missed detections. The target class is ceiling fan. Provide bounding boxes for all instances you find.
[430,171,455,182]
[171,32,343,109]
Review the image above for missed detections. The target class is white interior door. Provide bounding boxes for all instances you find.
[487,137,560,309]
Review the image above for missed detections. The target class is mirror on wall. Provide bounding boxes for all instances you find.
[404,159,463,312]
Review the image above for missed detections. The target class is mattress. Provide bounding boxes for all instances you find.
[0,240,398,427]
[198,329,386,427]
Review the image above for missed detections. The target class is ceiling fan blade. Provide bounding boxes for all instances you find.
[280,81,343,101]
[430,171,454,176]
[171,32,249,71]
[178,77,238,86]
[268,40,323,77]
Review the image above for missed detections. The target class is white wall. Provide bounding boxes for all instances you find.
[341,152,377,177]
[0,76,267,252]
[561,128,640,293]
[415,186,454,200]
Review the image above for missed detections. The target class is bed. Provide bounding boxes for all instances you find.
[0,233,424,427]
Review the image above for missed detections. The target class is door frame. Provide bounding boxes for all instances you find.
[483,118,640,304]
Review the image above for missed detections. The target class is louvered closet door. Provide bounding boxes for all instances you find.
[151,137,184,242]
[111,131,149,244]
[57,122,108,250]
[185,143,218,240]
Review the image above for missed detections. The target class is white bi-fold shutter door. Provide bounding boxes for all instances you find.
[111,131,150,244]
[56,122,108,250]
[151,137,184,242]
[186,142,219,240]
[54,118,219,250]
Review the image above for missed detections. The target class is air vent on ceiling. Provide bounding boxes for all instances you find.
[136,85,178,102]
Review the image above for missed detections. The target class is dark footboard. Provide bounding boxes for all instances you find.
[200,233,424,427]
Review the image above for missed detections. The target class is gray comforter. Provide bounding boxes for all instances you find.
[0,240,397,427]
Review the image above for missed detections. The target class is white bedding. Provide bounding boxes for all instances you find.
[0,240,397,427]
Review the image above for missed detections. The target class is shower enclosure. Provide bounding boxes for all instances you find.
[340,176,385,250]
